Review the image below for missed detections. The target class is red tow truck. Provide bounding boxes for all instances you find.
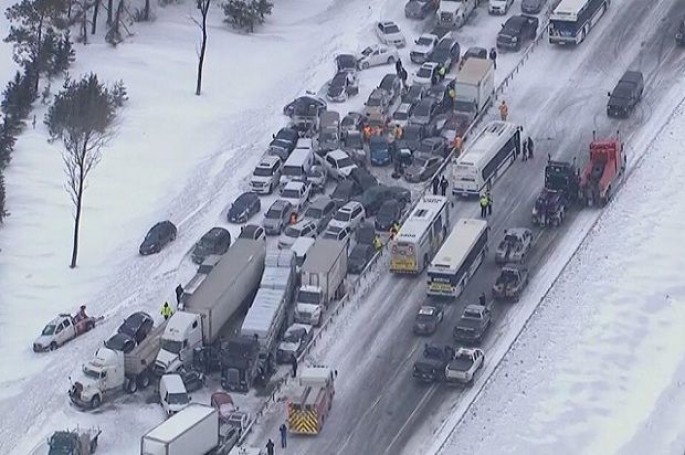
[579,131,626,207]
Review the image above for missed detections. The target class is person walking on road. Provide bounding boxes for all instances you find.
[527,136,534,159]
[266,439,275,455]
[440,176,449,196]
[479,292,486,306]
[399,67,409,90]
[175,284,184,305]
[432,176,440,195]
[487,192,493,216]
[395,59,404,77]
[161,302,173,320]
[279,423,288,448]
[480,193,489,218]
[489,47,497,69]
[499,100,508,121]
[291,356,298,378]
[522,135,528,161]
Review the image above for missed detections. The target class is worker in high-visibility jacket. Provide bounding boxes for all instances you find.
[161,302,174,320]
[452,135,463,155]
[373,235,383,251]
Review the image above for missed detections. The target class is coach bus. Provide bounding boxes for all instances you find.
[427,218,489,299]
[451,121,523,197]
[389,196,450,274]
[548,0,610,46]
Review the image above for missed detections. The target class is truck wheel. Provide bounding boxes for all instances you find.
[90,395,101,409]
[50,342,58,351]
[138,372,151,389]
[125,378,138,394]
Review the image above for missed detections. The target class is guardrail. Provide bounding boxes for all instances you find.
[238,6,556,447]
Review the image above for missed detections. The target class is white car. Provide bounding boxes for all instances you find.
[489,0,514,15]
[323,150,358,180]
[280,180,311,213]
[414,62,440,86]
[410,33,439,64]
[391,102,413,129]
[322,224,352,245]
[375,21,406,48]
[278,219,317,249]
[250,155,282,195]
[328,201,366,232]
[358,44,400,69]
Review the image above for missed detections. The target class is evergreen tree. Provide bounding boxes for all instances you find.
[0,171,7,223]
[109,79,127,107]
[0,119,17,168]
[223,0,271,33]
[51,31,75,76]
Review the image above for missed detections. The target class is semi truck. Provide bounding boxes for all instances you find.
[140,404,237,455]
[453,58,495,119]
[294,239,347,326]
[437,0,479,29]
[69,321,167,409]
[154,239,266,375]
[221,250,296,393]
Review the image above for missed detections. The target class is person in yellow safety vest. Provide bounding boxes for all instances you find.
[161,302,174,320]
[437,65,446,80]
[499,100,509,121]
[373,235,383,250]
[480,194,489,218]
[448,87,457,110]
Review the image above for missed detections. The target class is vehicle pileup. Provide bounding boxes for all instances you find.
[532,157,580,227]
[579,130,626,207]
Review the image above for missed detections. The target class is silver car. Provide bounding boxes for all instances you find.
[304,196,337,234]
[495,228,533,264]
[262,199,293,235]
[521,0,546,14]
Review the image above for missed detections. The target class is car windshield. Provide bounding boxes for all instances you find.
[463,310,481,319]
[379,204,396,216]
[346,135,363,148]
[337,55,356,69]
[416,313,434,322]
[361,47,374,56]
[417,36,434,46]
[284,226,302,238]
[161,339,183,354]
[298,291,320,304]
[82,366,102,380]
[336,156,354,168]
[284,330,304,343]
[334,210,352,222]
[404,128,420,140]
[253,166,273,177]
[503,21,521,34]
[145,230,160,241]
[281,189,300,199]
[341,117,356,127]
[419,143,435,154]
[168,393,189,405]
[384,24,400,34]
[320,131,337,143]
[331,74,347,87]
[504,234,519,243]
[42,324,56,336]
[305,207,323,219]
[414,104,430,116]
[394,110,409,120]
[417,67,433,78]
[367,97,381,107]
[613,84,633,99]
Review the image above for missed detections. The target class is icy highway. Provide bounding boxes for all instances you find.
[249,0,685,453]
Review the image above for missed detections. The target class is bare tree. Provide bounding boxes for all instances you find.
[193,0,211,95]
[44,73,120,268]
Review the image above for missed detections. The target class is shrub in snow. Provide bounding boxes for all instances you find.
[222,0,273,33]
[1,70,37,132]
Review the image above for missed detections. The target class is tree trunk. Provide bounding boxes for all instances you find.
[69,157,85,268]
[195,0,210,96]
[144,0,149,21]
[107,0,113,25]
[34,15,44,93]
[82,7,89,44]
[92,0,100,34]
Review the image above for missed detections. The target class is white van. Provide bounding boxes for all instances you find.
[280,146,315,186]
[159,374,190,417]
[291,237,316,269]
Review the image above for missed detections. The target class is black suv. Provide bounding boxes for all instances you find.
[429,37,461,72]
[497,15,538,51]
[192,227,231,264]
[607,71,644,118]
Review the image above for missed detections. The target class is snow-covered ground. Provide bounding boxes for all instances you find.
[438,90,685,455]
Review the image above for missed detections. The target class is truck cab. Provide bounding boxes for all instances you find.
[220,336,262,393]
[159,373,191,416]
[294,286,325,326]
[69,347,126,409]
[438,0,476,29]
[412,344,455,382]
[155,312,203,375]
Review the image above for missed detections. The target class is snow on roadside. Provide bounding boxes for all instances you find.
[438,95,685,455]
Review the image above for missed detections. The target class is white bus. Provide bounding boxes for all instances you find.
[389,196,450,274]
[427,218,489,298]
[451,121,523,197]
[548,0,610,46]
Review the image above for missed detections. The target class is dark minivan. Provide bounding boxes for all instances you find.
[607,71,644,118]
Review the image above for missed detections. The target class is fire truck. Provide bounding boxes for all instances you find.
[287,366,336,435]
[579,131,626,207]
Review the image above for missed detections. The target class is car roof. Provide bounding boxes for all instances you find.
[436,37,456,47]
[380,20,396,27]
[270,199,292,210]
[621,70,643,82]
[292,219,316,229]
[327,149,350,160]
[283,180,305,190]
[421,62,440,69]
[419,33,438,40]
[258,155,281,166]
[242,224,261,234]
[418,306,437,315]
[464,304,485,313]
[309,196,333,209]
[340,201,362,212]
[237,191,258,201]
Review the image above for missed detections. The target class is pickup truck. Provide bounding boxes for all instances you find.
[33,312,103,352]
[453,304,491,343]
[492,264,529,301]
[412,344,455,383]
[607,70,644,118]
[444,347,485,385]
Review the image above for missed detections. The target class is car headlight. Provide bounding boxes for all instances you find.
[512,37,518,42]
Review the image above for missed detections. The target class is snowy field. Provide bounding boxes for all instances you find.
[438,93,685,454]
